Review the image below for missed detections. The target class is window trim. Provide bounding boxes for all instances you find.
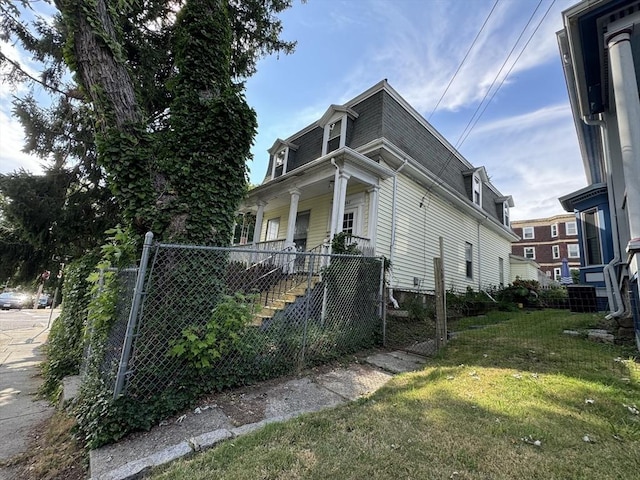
[551,223,558,237]
[265,217,280,241]
[522,226,534,240]
[465,242,473,279]
[552,245,560,259]
[524,247,535,259]
[554,267,561,281]
[581,209,603,265]
[271,147,289,179]
[565,221,577,236]
[503,201,510,227]
[472,174,482,207]
[567,243,580,259]
[322,114,348,156]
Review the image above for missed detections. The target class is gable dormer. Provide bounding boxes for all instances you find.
[495,195,514,227]
[317,105,359,155]
[268,139,298,180]
[462,167,489,208]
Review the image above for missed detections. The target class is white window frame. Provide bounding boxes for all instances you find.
[524,247,535,259]
[552,245,560,259]
[522,226,534,240]
[565,221,577,236]
[581,210,603,265]
[567,243,580,258]
[554,267,562,281]
[503,201,510,227]
[322,114,347,156]
[270,147,289,180]
[265,218,280,241]
[472,174,482,207]
[465,242,473,279]
[551,224,558,237]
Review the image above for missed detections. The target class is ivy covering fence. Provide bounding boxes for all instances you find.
[73,235,385,447]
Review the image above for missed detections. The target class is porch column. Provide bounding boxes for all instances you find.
[285,189,301,248]
[330,172,351,238]
[607,30,640,244]
[367,185,379,248]
[253,200,266,244]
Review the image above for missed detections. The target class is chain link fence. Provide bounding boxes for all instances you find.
[92,239,385,403]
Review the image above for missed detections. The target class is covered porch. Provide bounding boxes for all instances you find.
[236,147,394,257]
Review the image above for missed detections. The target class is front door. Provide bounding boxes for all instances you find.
[294,211,310,251]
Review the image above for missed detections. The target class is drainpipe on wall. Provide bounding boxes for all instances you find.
[388,158,408,309]
[583,114,625,319]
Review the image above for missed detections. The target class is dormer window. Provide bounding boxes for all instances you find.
[319,105,358,156]
[503,201,510,227]
[271,147,288,179]
[473,174,482,206]
[268,139,298,181]
[327,119,342,154]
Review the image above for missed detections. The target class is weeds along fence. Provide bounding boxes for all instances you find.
[384,281,638,370]
[86,235,385,405]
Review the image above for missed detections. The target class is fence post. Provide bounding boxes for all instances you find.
[113,231,154,399]
[379,257,387,346]
[434,256,447,350]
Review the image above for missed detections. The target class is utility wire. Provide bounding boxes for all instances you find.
[457,0,557,149]
[454,0,545,149]
[419,0,553,211]
[428,0,501,121]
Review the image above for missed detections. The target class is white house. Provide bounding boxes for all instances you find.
[237,80,518,299]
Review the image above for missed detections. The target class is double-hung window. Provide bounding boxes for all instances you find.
[551,224,558,237]
[567,243,580,259]
[465,242,473,279]
[473,175,482,206]
[582,210,602,265]
[503,201,510,227]
[552,245,560,259]
[565,221,577,236]
[524,247,535,259]
[522,226,534,240]
[265,218,280,241]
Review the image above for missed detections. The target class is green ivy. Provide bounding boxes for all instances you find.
[40,253,99,399]
[170,293,257,369]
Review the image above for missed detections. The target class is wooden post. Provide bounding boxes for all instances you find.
[434,236,447,350]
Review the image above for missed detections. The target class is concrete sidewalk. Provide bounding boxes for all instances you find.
[89,350,427,480]
[0,310,57,480]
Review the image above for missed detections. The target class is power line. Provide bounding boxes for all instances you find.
[457,0,557,149]
[419,0,554,211]
[428,0,501,121]
[454,0,545,149]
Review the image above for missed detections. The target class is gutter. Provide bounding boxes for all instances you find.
[583,114,625,319]
[388,158,408,309]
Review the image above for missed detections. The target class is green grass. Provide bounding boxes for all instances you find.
[152,310,640,479]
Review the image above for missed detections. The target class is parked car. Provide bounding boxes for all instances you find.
[0,292,32,310]
[38,294,54,309]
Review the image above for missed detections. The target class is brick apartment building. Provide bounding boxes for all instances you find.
[511,213,580,282]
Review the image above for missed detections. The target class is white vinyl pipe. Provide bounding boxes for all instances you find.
[388,158,408,309]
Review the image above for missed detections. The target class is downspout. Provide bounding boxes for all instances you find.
[583,114,625,319]
[388,158,408,309]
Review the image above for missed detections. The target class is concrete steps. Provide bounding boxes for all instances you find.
[251,276,320,326]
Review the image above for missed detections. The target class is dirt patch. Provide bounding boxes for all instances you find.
[0,412,87,480]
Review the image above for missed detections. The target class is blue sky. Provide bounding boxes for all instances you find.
[1,0,584,221]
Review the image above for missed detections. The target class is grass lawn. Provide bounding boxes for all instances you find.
[152,309,639,479]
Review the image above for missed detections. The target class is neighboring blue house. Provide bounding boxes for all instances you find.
[557,0,640,349]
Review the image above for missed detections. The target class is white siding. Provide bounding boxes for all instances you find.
[374,172,513,293]
[510,262,539,283]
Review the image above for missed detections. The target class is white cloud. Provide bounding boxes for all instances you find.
[460,103,585,220]
[0,108,44,174]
